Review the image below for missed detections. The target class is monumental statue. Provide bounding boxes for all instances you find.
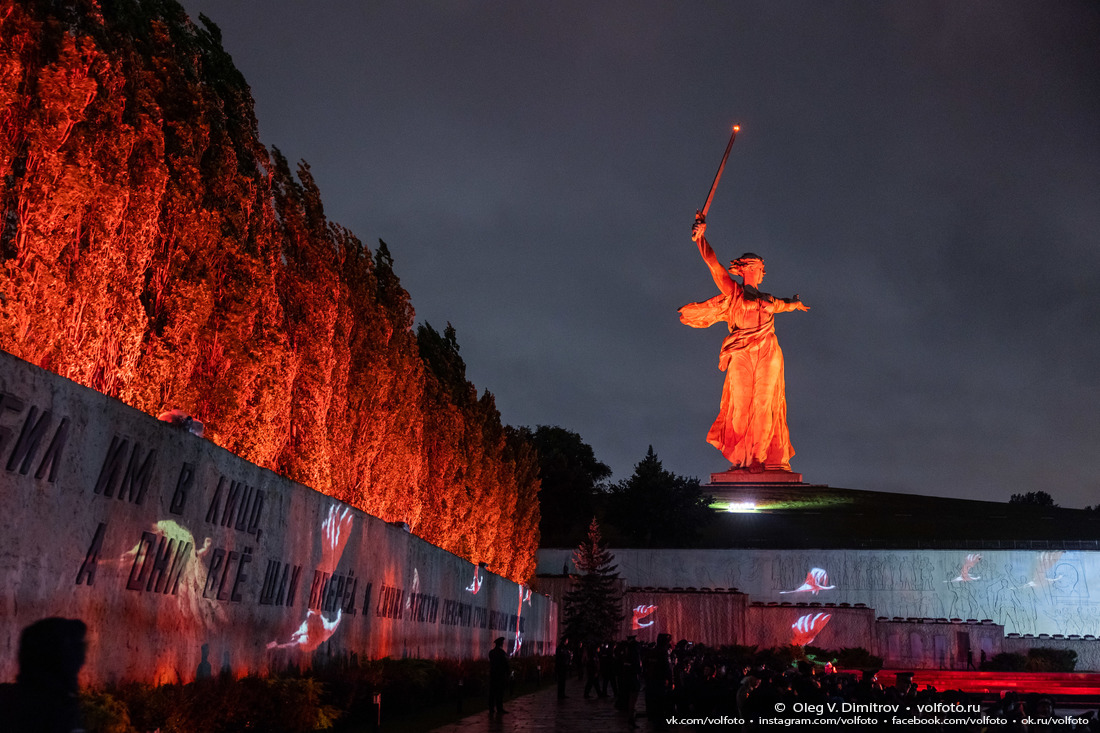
[678,127,809,473]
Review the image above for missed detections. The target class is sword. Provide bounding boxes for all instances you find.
[698,124,740,221]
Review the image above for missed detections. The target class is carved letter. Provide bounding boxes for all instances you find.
[233,485,254,531]
[144,536,177,593]
[35,417,68,482]
[273,563,290,606]
[170,462,194,515]
[0,392,26,458]
[231,548,251,603]
[164,541,192,595]
[126,532,157,591]
[205,477,226,524]
[117,444,156,505]
[217,551,238,601]
[204,548,226,598]
[75,522,107,586]
[246,491,265,535]
[259,560,281,605]
[285,564,303,607]
[221,481,242,527]
[94,437,129,497]
[344,576,358,615]
[6,406,51,475]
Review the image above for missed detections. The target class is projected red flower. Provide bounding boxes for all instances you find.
[791,612,831,646]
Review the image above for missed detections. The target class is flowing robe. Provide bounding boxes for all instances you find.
[678,237,799,471]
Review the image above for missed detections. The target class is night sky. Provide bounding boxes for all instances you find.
[177,1,1100,506]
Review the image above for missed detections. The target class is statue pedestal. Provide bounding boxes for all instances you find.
[709,468,803,484]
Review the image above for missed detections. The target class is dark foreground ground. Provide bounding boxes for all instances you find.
[421,671,1100,733]
[425,676,681,733]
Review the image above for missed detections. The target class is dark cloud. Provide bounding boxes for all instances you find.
[179,1,1100,506]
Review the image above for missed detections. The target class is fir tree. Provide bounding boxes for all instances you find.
[605,446,714,548]
[562,518,622,646]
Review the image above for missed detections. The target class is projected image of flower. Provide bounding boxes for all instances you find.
[791,612,831,646]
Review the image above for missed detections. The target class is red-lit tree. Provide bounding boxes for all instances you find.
[0,0,539,582]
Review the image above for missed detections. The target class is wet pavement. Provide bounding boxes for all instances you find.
[428,677,683,733]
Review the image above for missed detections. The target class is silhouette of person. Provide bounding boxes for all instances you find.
[488,636,509,715]
[555,638,572,699]
[196,643,212,680]
[0,617,87,733]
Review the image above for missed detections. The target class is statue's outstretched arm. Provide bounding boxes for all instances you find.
[767,294,811,313]
[692,220,735,296]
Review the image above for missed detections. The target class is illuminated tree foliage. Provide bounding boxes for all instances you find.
[0,0,538,581]
[416,323,540,578]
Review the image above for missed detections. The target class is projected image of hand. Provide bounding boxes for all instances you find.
[946,553,982,583]
[1019,551,1065,589]
[780,567,835,595]
[266,609,342,653]
[405,568,420,612]
[267,503,354,653]
[319,504,353,575]
[791,612,831,646]
[512,585,533,655]
[632,604,658,630]
[466,564,484,594]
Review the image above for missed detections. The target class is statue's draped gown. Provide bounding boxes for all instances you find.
[679,237,798,471]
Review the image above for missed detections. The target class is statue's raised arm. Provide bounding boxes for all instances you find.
[691,216,736,297]
[678,216,809,474]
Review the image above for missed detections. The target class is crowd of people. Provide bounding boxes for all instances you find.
[544,635,1099,731]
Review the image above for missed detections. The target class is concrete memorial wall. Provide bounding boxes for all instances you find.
[875,618,1003,669]
[1002,635,1100,672]
[541,546,1100,639]
[622,589,746,646]
[619,589,875,655]
[0,350,555,686]
[745,603,876,652]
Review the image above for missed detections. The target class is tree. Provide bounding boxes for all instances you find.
[528,426,611,547]
[562,518,622,646]
[1009,491,1057,507]
[0,0,541,583]
[604,446,714,547]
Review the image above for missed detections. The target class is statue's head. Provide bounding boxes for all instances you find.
[729,253,765,285]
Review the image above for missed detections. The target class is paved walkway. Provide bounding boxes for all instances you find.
[429,677,683,733]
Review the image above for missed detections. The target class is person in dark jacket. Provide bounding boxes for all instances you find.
[555,638,572,699]
[0,617,87,733]
[488,636,509,715]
